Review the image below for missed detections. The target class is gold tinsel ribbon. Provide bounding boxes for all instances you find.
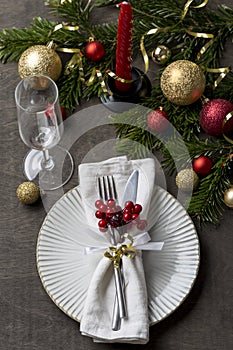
[86,61,135,97]
[50,18,138,95]
[222,111,233,170]
[104,234,137,269]
[140,0,209,73]
[184,29,214,60]
[50,23,86,79]
[205,67,231,89]
[45,0,72,6]
[140,0,230,88]
[86,68,133,96]
[185,28,231,88]
[88,68,110,95]
[181,0,209,20]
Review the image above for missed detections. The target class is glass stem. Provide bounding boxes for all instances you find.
[41,149,55,171]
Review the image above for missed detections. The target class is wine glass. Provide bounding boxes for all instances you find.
[15,75,74,190]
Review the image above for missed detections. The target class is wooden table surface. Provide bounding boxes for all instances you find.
[0,1,232,349]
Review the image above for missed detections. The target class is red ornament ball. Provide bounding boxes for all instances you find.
[147,109,169,132]
[192,155,213,176]
[200,99,233,136]
[84,41,105,62]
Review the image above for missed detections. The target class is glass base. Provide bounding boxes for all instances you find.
[23,146,74,191]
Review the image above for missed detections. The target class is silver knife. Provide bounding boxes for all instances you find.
[112,169,139,331]
[121,169,139,207]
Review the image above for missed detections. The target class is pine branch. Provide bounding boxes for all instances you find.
[143,84,201,141]
[57,64,83,109]
[110,105,168,159]
[188,159,231,224]
[45,0,93,28]
[0,17,55,62]
[161,136,233,174]
[94,0,118,7]
[0,0,232,223]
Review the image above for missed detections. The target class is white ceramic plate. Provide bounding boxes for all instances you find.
[36,185,200,325]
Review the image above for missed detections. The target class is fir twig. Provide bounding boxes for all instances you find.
[0,17,55,62]
[188,159,231,224]
[0,0,232,223]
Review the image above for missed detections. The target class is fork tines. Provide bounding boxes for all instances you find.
[98,176,118,202]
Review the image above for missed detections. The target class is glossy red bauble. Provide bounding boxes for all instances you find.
[192,155,213,176]
[147,109,169,132]
[200,99,233,136]
[84,41,105,62]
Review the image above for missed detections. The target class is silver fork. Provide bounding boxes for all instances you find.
[98,175,126,330]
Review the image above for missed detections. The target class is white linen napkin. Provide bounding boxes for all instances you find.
[79,156,155,344]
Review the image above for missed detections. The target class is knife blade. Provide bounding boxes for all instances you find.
[121,169,139,207]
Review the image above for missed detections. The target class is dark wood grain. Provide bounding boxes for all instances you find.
[0,1,233,349]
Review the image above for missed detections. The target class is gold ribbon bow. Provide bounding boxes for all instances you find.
[104,234,137,269]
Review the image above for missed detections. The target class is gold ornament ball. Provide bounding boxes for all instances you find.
[160,60,206,105]
[224,188,233,208]
[151,45,171,65]
[16,182,40,205]
[176,168,199,191]
[18,45,62,82]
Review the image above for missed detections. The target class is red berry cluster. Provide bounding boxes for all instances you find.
[95,199,147,232]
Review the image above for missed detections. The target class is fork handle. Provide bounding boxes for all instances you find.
[113,266,126,319]
[112,294,121,331]
[112,263,126,330]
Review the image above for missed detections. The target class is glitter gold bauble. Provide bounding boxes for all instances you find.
[18,45,62,82]
[223,188,233,208]
[160,60,206,105]
[176,168,199,191]
[151,45,171,65]
[16,181,40,205]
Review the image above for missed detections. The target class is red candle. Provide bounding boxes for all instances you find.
[115,1,133,92]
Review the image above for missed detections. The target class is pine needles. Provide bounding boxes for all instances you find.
[0,0,233,223]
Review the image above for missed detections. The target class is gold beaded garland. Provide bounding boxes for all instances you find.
[160,60,206,105]
[223,188,233,208]
[176,168,199,191]
[16,181,40,204]
[18,45,62,82]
